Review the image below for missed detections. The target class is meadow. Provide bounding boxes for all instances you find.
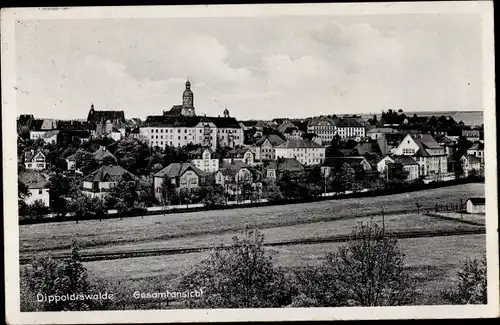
[81,234,486,307]
[20,183,484,254]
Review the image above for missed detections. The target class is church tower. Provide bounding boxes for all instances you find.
[182,78,195,116]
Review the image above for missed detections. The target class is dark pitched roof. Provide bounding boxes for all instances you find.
[143,115,241,129]
[189,147,215,158]
[219,161,251,176]
[226,147,252,158]
[154,163,205,178]
[276,139,324,149]
[84,165,138,182]
[43,130,60,138]
[391,155,419,166]
[468,142,484,151]
[19,171,49,189]
[267,158,304,173]
[355,142,381,155]
[93,147,116,161]
[209,117,241,128]
[336,118,364,127]
[255,134,286,146]
[24,150,45,162]
[467,197,485,205]
[323,157,369,168]
[163,105,183,116]
[89,110,125,123]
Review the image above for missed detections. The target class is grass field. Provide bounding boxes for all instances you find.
[81,234,485,306]
[20,183,484,254]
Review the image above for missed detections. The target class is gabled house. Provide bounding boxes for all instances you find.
[82,165,138,199]
[66,154,77,172]
[93,146,117,164]
[376,155,420,181]
[153,163,205,202]
[467,142,484,163]
[253,134,286,161]
[393,134,448,180]
[321,157,372,178]
[24,149,47,170]
[189,147,219,173]
[466,197,485,214]
[215,161,253,186]
[264,158,305,180]
[19,171,50,206]
[222,147,255,166]
[42,130,59,145]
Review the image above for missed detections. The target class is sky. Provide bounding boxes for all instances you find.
[15,13,483,121]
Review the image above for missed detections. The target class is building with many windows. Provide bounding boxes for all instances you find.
[393,134,448,179]
[274,139,325,166]
[335,118,366,141]
[307,117,337,145]
[189,147,219,173]
[140,80,243,150]
[153,162,205,203]
[253,134,286,161]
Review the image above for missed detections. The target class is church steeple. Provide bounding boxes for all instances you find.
[182,78,195,116]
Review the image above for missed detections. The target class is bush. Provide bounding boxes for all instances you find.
[442,255,487,304]
[294,222,416,306]
[20,243,106,311]
[178,227,295,308]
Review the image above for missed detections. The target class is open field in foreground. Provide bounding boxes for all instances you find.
[81,234,485,306]
[20,183,484,254]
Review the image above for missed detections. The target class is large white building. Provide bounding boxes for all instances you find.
[335,118,366,141]
[307,117,337,145]
[275,139,326,166]
[140,80,243,150]
[189,147,219,173]
[393,134,448,180]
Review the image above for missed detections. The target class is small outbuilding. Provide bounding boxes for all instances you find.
[466,197,485,214]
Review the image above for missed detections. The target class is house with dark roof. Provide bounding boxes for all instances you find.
[354,142,382,156]
[393,133,448,179]
[93,146,117,164]
[264,158,305,180]
[253,134,286,161]
[189,147,219,173]
[366,127,399,140]
[376,155,420,181]
[321,157,372,178]
[82,165,138,199]
[24,149,47,170]
[222,147,255,166]
[275,139,326,166]
[153,163,205,202]
[466,197,485,214]
[19,171,50,206]
[87,103,126,138]
[336,118,366,141]
[214,161,259,198]
[467,142,484,163]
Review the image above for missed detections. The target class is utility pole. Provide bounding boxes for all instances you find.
[382,204,385,236]
[460,198,463,218]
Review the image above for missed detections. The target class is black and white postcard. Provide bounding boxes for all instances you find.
[2,2,498,323]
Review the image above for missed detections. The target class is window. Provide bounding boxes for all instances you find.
[178,136,181,140]
[190,178,197,184]
[38,189,43,194]
[185,129,187,133]
[184,136,187,140]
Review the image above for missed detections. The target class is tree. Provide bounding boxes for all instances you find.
[48,172,70,217]
[20,243,102,311]
[114,137,151,175]
[294,222,415,306]
[338,163,356,191]
[262,178,284,202]
[68,194,94,223]
[200,183,226,208]
[26,200,49,220]
[101,155,117,166]
[74,149,98,175]
[178,227,294,308]
[387,162,409,183]
[442,255,487,304]
[107,174,139,215]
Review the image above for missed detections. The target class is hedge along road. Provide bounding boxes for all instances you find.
[19,183,485,255]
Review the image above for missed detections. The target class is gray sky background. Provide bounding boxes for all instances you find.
[15,14,483,120]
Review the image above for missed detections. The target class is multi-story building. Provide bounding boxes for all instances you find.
[462,129,481,142]
[222,147,255,166]
[189,147,219,173]
[153,162,205,203]
[253,134,286,161]
[307,117,337,145]
[87,104,126,138]
[467,142,484,163]
[393,134,448,180]
[274,139,325,166]
[376,155,420,181]
[140,80,243,150]
[82,165,138,199]
[19,171,50,206]
[335,118,366,141]
[24,149,47,170]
